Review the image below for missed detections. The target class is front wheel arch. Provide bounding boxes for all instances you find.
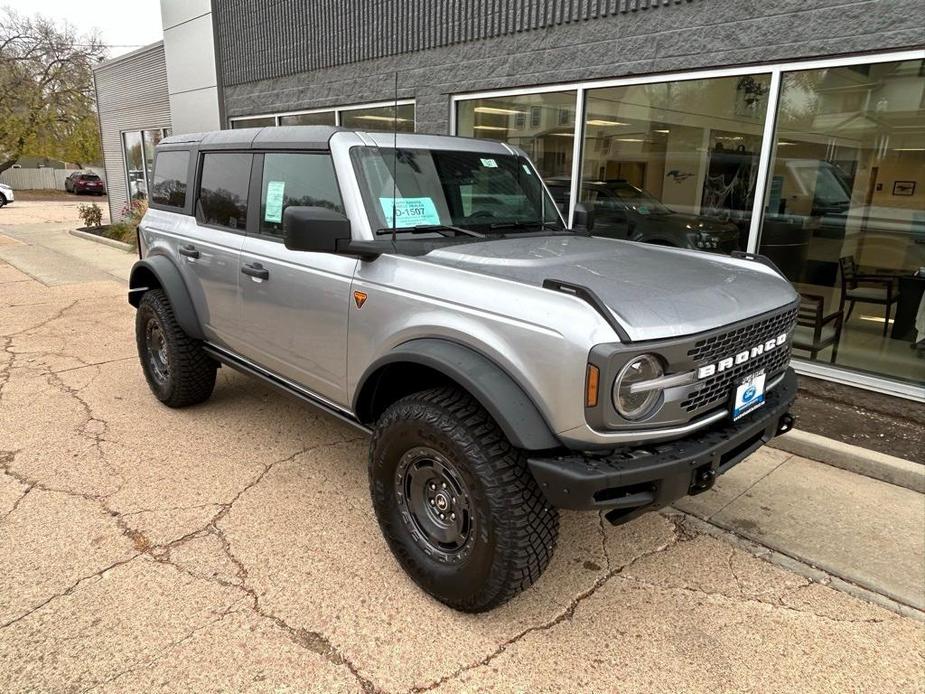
[354,339,561,451]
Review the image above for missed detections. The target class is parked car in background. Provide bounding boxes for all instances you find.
[547,177,742,253]
[65,171,107,195]
[0,182,14,207]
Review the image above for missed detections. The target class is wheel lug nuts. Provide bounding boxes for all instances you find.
[452,497,456,503]
[439,513,445,519]
[430,483,436,490]
[441,482,447,488]
[450,513,456,520]
[429,498,435,505]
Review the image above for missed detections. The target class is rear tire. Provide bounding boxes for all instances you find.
[369,387,559,612]
[135,289,216,407]
[0,194,6,208]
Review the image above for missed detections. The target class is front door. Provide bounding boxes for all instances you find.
[238,152,356,405]
[178,151,252,352]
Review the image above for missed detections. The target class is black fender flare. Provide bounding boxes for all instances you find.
[355,338,561,451]
[128,255,204,340]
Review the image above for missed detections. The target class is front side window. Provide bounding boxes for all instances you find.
[258,153,344,237]
[151,150,190,208]
[351,147,562,233]
[197,152,252,230]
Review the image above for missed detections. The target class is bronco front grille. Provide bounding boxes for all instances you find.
[680,306,798,415]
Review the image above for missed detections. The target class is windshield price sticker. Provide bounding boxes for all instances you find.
[521,164,533,175]
[379,197,441,228]
[265,181,286,223]
[480,158,499,168]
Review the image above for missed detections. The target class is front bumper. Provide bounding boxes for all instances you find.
[528,368,797,524]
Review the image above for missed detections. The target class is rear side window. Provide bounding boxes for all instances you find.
[197,152,252,230]
[151,151,189,208]
[80,174,100,181]
[258,153,344,238]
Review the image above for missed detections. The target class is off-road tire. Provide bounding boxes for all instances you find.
[369,386,559,612]
[136,288,216,407]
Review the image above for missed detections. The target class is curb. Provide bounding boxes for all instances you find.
[768,428,924,493]
[70,228,134,253]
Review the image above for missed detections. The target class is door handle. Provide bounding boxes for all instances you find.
[179,244,200,259]
[242,262,269,280]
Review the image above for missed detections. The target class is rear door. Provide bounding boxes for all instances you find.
[237,151,356,404]
[177,150,251,351]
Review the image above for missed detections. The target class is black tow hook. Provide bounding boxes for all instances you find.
[776,412,795,436]
[689,466,716,495]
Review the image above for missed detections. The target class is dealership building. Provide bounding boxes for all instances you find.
[93,0,924,407]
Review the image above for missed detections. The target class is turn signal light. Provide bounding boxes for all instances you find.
[585,364,600,408]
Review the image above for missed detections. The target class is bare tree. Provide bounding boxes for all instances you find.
[0,10,106,173]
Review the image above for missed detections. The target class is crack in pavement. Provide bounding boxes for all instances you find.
[410,514,693,693]
[616,575,889,625]
[1,437,379,693]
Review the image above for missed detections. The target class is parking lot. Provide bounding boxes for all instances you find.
[0,201,923,692]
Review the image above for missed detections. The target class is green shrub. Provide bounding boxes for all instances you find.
[77,202,102,228]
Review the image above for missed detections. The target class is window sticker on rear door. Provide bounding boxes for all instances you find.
[378,197,441,228]
[265,181,285,223]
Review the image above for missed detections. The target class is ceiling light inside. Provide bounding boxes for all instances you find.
[586,119,627,127]
[472,125,508,131]
[474,106,525,115]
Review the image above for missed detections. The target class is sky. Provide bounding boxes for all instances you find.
[16,0,164,58]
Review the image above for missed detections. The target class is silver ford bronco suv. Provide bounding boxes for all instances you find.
[130,126,799,612]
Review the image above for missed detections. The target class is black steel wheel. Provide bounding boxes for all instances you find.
[396,446,475,558]
[135,289,217,407]
[370,387,559,612]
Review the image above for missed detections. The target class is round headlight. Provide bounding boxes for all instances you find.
[613,354,664,420]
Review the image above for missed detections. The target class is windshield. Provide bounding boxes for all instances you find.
[587,182,672,216]
[350,147,564,234]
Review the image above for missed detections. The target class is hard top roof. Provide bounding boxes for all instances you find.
[157,126,518,155]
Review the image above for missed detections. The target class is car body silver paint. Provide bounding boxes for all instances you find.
[417,235,798,342]
[140,129,799,447]
[238,233,357,403]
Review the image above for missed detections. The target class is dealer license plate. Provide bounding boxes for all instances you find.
[731,370,766,421]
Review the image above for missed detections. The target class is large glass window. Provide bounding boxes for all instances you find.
[457,92,578,200]
[279,111,336,126]
[122,131,145,200]
[339,103,415,132]
[258,153,344,237]
[231,116,276,129]
[758,59,925,383]
[197,152,252,230]
[579,75,772,253]
[150,150,189,209]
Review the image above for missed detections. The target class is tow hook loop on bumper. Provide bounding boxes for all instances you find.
[777,412,795,436]
[689,466,716,495]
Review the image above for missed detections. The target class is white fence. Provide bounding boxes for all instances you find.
[0,167,107,191]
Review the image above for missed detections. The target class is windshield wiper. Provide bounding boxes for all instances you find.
[487,220,564,232]
[376,224,485,238]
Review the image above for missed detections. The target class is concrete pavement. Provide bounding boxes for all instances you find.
[0,203,923,692]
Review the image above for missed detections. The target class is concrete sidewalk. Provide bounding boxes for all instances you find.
[676,447,925,612]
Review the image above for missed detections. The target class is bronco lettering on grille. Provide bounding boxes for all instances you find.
[696,332,788,379]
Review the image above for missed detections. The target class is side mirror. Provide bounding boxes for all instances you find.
[573,203,595,231]
[283,206,351,253]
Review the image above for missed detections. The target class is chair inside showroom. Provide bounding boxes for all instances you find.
[838,255,900,337]
[792,293,844,363]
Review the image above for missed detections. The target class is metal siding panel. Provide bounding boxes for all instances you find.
[93,44,171,223]
[216,0,698,85]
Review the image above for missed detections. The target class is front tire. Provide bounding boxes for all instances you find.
[369,387,559,612]
[135,289,217,407]
[0,194,6,208]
